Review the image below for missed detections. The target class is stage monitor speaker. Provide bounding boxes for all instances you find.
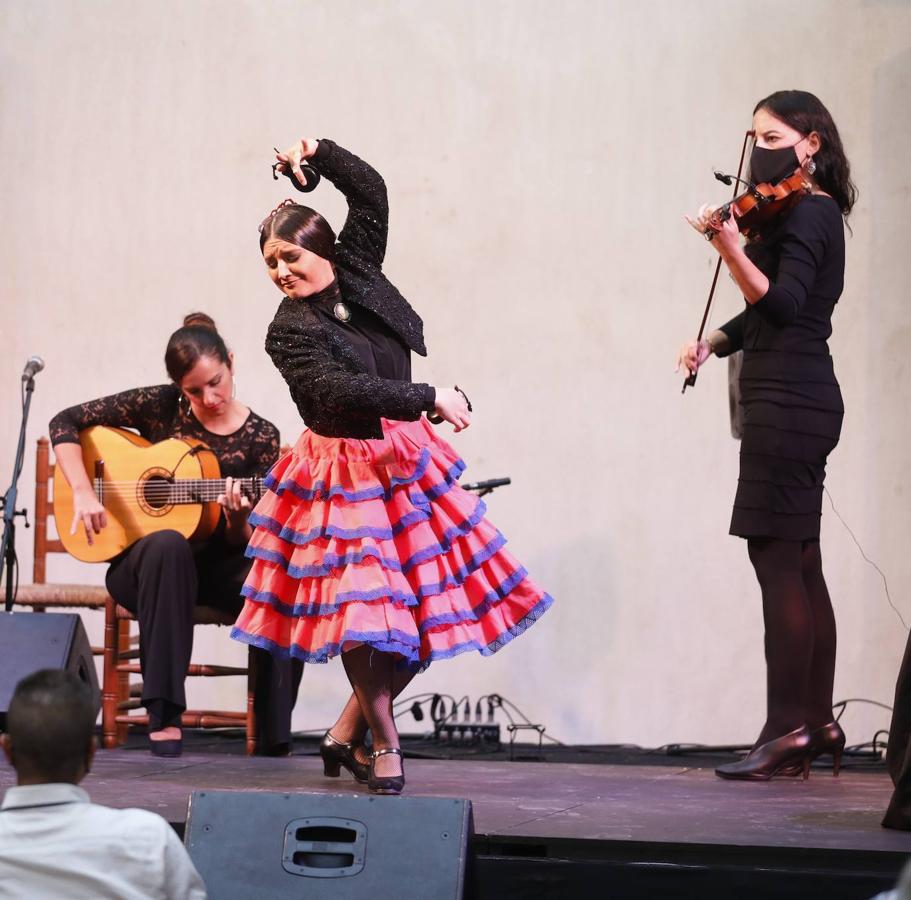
[185,790,474,900]
[0,612,100,729]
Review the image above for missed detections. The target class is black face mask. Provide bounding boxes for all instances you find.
[749,144,801,186]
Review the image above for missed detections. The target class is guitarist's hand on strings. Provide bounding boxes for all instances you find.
[71,485,107,546]
[218,476,253,545]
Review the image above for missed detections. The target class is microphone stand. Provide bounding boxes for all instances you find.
[1,374,36,613]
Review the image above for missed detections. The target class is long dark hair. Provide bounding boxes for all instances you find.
[164,312,230,383]
[753,90,857,218]
[258,202,337,260]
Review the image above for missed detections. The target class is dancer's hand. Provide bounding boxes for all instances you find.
[433,388,472,432]
[675,339,712,376]
[274,138,320,189]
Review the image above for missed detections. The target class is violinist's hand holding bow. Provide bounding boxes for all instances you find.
[675,339,713,378]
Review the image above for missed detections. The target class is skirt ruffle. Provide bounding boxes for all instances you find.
[231,417,552,670]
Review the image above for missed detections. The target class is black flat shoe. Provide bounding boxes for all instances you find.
[320,731,369,784]
[261,741,292,758]
[368,748,405,795]
[149,737,183,758]
[715,725,812,781]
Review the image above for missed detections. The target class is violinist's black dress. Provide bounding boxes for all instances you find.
[717,195,845,541]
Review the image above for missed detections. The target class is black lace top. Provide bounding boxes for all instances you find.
[49,384,280,479]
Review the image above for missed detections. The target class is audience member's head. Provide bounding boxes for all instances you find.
[0,669,96,785]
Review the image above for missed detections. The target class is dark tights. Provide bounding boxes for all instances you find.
[329,646,416,776]
[747,537,837,745]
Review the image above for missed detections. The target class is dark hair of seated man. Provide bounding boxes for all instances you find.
[1,669,96,785]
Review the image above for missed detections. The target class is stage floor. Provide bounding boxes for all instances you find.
[1,744,906,855]
[2,743,909,897]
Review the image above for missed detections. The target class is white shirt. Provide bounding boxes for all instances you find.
[0,783,207,899]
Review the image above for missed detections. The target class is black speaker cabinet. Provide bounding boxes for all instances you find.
[0,612,100,728]
[185,790,474,900]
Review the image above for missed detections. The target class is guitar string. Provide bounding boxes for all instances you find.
[88,478,264,503]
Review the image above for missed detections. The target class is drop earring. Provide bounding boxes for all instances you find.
[804,156,816,175]
[231,376,237,400]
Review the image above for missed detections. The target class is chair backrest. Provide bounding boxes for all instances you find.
[33,437,67,585]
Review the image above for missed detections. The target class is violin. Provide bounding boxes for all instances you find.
[704,170,811,242]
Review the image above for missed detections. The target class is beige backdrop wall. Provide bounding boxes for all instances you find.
[2,0,909,748]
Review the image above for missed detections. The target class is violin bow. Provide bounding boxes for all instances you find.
[682,128,754,393]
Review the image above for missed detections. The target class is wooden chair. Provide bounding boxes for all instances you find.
[16,437,258,755]
[13,437,109,616]
[104,601,257,754]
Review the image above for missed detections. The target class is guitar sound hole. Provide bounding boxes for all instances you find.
[137,469,174,517]
[144,477,171,510]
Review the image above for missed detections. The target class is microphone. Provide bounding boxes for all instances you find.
[462,477,511,492]
[21,356,45,381]
[714,170,756,192]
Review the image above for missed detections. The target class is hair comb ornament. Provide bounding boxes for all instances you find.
[272,146,321,193]
[258,199,298,233]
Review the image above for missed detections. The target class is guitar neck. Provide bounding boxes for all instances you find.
[95,476,264,505]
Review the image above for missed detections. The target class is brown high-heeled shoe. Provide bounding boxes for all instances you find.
[808,721,846,775]
[319,731,369,784]
[715,725,812,781]
[779,721,846,777]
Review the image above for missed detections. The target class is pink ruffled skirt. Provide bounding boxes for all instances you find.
[231,417,552,670]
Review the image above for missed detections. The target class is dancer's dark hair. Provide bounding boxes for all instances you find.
[164,312,230,383]
[259,202,337,261]
[754,90,857,218]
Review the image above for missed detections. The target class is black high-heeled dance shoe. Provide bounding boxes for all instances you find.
[368,748,405,795]
[715,725,812,781]
[779,721,846,777]
[319,731,369,783]
[149,733,183,758]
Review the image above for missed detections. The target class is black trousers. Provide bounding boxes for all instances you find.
[884,630,911,829]
[105,529,303,750]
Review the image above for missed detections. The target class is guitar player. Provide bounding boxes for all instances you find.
[49,313,303,757]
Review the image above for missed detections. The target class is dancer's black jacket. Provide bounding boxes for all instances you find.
[266,139,436,440]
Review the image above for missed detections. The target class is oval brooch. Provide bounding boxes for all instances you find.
[333,301,351,323]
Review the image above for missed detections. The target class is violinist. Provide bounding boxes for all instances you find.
[676,90,857,780]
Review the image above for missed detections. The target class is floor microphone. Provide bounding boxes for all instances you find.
[462,477,511,492]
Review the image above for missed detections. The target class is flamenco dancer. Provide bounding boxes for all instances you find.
[676,90,856,780]
[231,135,553,794]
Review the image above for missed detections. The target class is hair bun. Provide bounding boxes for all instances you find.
[183,312,218,332]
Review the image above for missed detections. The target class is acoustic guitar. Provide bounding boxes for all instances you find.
[54,426,265,563]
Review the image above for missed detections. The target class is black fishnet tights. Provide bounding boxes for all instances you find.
[747,537,837,746]
[329,645,416,776]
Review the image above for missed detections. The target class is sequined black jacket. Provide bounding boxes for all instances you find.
[265,139,435,439]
